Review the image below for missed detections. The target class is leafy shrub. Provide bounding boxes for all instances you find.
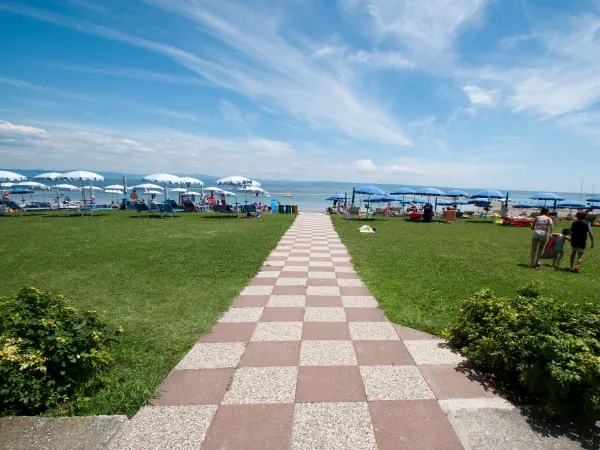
[0,287,121,415]
[448,282,600,421]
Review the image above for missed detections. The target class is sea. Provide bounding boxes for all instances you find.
[2,170,595,212]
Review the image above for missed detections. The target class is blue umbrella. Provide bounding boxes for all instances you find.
[513,202,533,208]
[326,193,346,201]
[586,195,600,202]
[471,189,504,199]
[559,201,588,208]
[390,187,415,195]
[10,187,33,194]
[411,198,428,204]
[445,189,469,198]
[451,199,469,205]
[436,199,453,206]
[416,187,445,196]
[365,195,398,203]
[531,192,564,201]
[355,186,385,196]
[469,199,492,206]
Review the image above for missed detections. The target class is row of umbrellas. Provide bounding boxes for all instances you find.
[0,171,270,205]
[331,185,600,211]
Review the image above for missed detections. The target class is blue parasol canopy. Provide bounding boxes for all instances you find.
[451,199,469,205]
[390,187,415,195]
[530,192,564,201]
[513,202,534,208]
[416,187,445,196]
[558,201,588,209]
[469,199,492,206]
[10,188,34,194]
[355,185,385,196]
[471,189,504,199]
[436,199,453,206]
[326,193,346,201]
[586,195,600,202]
[445,189,469,198]
[410,198,428,204]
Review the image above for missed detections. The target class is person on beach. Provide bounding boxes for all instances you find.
[569,211,594,272]
[552,228,570,269]
[2,191,9,201]
[530,207,554,268]
[130,189,138,202]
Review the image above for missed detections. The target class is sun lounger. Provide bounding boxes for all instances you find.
[132,202,151,218]
[158,203,180,218]
[165,200,184,213]
[218,204,237,218]
[1,200,25,216]
[79,204,110,217]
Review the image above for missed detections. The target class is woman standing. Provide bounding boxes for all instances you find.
[530,207,554,268]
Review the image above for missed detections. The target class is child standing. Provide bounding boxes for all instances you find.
[570,211,595,272]
[552,228,570,269]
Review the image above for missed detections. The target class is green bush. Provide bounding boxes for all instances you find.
[0,287,121,415]
[448,282,600,421]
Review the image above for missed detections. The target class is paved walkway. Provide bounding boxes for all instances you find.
[110,214,585,449]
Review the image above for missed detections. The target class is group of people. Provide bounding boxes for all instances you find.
[530,207,595,271]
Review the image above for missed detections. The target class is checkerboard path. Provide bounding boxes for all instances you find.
[111,214,500,449]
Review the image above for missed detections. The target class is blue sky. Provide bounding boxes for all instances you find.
[1,0,600,191]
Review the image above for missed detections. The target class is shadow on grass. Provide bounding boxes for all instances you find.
[454,362,600,449]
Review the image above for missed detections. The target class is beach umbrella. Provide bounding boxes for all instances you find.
[170,187,188,193]
[409,198,427,204]
[15,181,49,190]
[61,171,104,203]
[34,173,68,207]
[130,183,162,190]
[416,187,445,204]
[446,189,469,198]
[142,173,182,200]
[471,189,504,199]
[0,170,26,199]
[104,184,125,191]
[178,176,204,195]
[436,199,453,206]
[55,184,81,190]
[558,201,589,214]
[104,189,121,194]
[586,195,600,202]
[11,187,33,202]
[203,186,225,193]
[146,190,163,195]
[326,193,346,203]
[354,186,386,213]
[451,199,469,205]
[215,176,253,207]
[530,192,564,209]
[390,187,415,209]
[513,202,534,208]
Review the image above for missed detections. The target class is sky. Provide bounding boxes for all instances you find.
[1,0,600,192]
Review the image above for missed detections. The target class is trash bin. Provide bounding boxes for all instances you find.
[292,204,298,214]
[285,205,292,214]
[271,200,279,213]
[278,204,285,214]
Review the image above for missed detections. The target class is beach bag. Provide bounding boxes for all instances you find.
[541,233,557,259]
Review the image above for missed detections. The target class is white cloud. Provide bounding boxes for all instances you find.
[341,0,487,64]
[352,158,377,172]
[0,76,91,102]
[218,100,257,129]
[462,85,500,107]
[0,120,47,135]
[132,104,204,123]
[2,2,412,146]
[347,49,414,69]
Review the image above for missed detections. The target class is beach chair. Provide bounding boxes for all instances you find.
[80,204,110,217]
[165,200,184,213]
[348,206,360,218]
[218,204,237,218]
[157,203,179,218]
[132,202,151,218]
[1,200,25,216]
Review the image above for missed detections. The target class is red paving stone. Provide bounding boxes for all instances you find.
[239,342,301,367]
[296,366,367,402]
[418,364,498,399]
[353,341,415,366]
[260,307,305,322]
[152,369,234,406]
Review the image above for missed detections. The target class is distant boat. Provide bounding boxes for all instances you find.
[282,192,292,197]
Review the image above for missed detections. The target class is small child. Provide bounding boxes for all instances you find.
[552,228,570,269]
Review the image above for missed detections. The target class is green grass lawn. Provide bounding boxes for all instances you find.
[0,211,293,416]
[333,216,600,336]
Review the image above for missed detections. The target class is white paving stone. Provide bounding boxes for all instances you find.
[334,266,356,273]
[306,286,340,296]
[291,403,377,450]
[404,340,466,365]
[266,295,306,307]
[349,322,399,340]
[300,340,357,366]
[255,271,280,278]
[337,279,365,287]
[304,307,347,322]
[276,278,308,286]
[175,342,246,369]
[240,285,274,296]
[222,367,298,404]
[251,322,303,341]
[360,365,435,401]
[307,271,337,279]
[342,296,379,308]
[218,307,264,323]
[309,261,334,267]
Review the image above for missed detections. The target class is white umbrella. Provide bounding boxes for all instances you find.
[0,182,14,188]
[104,184,125,190]
[142,173,182,199]
[34,172,63,180]
[203,186,225,193]
[0,170,26,199]
[62,170,104,202]
[130,183,162,190]
[179,177,203,185]
[14,181,49,190]
[55,184,81,191]
[184,191,202,196]
[170,187,187,193]
[104,189,121,194]
[250,180,261,187]
[215,176,253,207]
[146,190,163,195]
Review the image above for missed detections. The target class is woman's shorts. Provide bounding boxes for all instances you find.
[532,230,547,241]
